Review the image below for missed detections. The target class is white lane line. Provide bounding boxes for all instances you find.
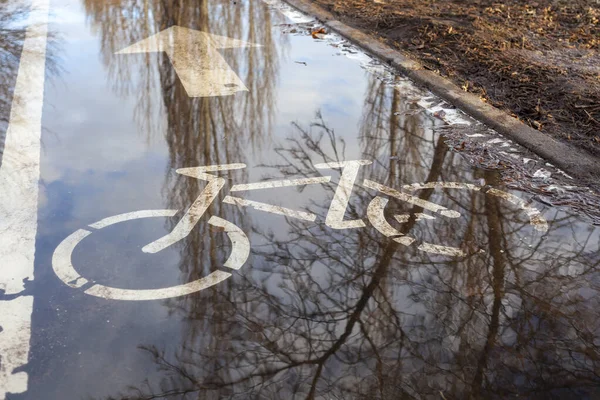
[230,176,330,192]
[223,195,317,222]
[0,0,49,397]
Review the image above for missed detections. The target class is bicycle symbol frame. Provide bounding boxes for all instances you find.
[52,160,548,301]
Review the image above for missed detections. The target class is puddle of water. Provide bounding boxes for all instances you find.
[0,0,599,398]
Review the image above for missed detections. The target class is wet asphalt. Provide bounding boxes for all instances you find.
[1,0,600,399]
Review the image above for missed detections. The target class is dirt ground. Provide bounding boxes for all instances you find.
[310,0,600,156]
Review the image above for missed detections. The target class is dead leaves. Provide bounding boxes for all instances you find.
[311,28,327,39]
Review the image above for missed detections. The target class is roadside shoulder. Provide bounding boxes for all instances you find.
[283,0,600,188]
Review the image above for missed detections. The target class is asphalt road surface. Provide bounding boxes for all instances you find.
[1,0,599,398]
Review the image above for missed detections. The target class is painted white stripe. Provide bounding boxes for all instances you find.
[230,176,331,192]
[363,180,461,219]
[223,195,317,222]
[0,0,49,396]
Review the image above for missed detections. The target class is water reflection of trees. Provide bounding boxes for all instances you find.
[0,1,25,135]
[82,0,284,342]
[100,71,600,399]
[83,0,282,143]
[0,1,60,159]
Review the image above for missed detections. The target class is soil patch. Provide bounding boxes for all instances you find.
[309,0,600,156]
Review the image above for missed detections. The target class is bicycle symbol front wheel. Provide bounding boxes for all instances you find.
[52,210,250,301]
[365,181,548,257]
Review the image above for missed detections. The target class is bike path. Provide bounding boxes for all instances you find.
[1,0,600,398]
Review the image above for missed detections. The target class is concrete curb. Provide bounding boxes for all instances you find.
[283,0,600,185]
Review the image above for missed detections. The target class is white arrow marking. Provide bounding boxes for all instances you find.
[116,26,261,97]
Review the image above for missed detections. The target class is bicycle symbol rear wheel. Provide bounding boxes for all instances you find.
[52,210,249,301]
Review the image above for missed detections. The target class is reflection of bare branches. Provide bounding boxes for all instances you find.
[0,2,26,131]
[0,1,61,161]
[83,0,284,143]
[82,1,285,378]
[99,103,600,399]
[82,0,284,308]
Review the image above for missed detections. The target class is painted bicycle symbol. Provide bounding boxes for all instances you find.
[52,160,548,301]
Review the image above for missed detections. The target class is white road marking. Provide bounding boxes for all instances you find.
[0,297,34,399]
[142,175,223,254]
[414,213,436,221]
[208,216,250,270]
[401,182,548,232]
[366,181,548,256]
[52,212,250,301]
[144,164,245,254]
[418,243,466,257]
[84,271,233,301]
[230,176,330,192]
[401,182,479,191]
[117,27,261,97]
[176,163,246,176]
[53,210,178,291]
[366,196,416,246]
[315,160,372,229]
[0,0,49,396]
[52,229,92,288]
[89,209,179,229]
[363,180,461,218]
[223,195,317,222]
[394,214,410,224]
[367,196,463,254]
[314,160,373,170]
[367,197,399,238]
[487,188,548,232]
